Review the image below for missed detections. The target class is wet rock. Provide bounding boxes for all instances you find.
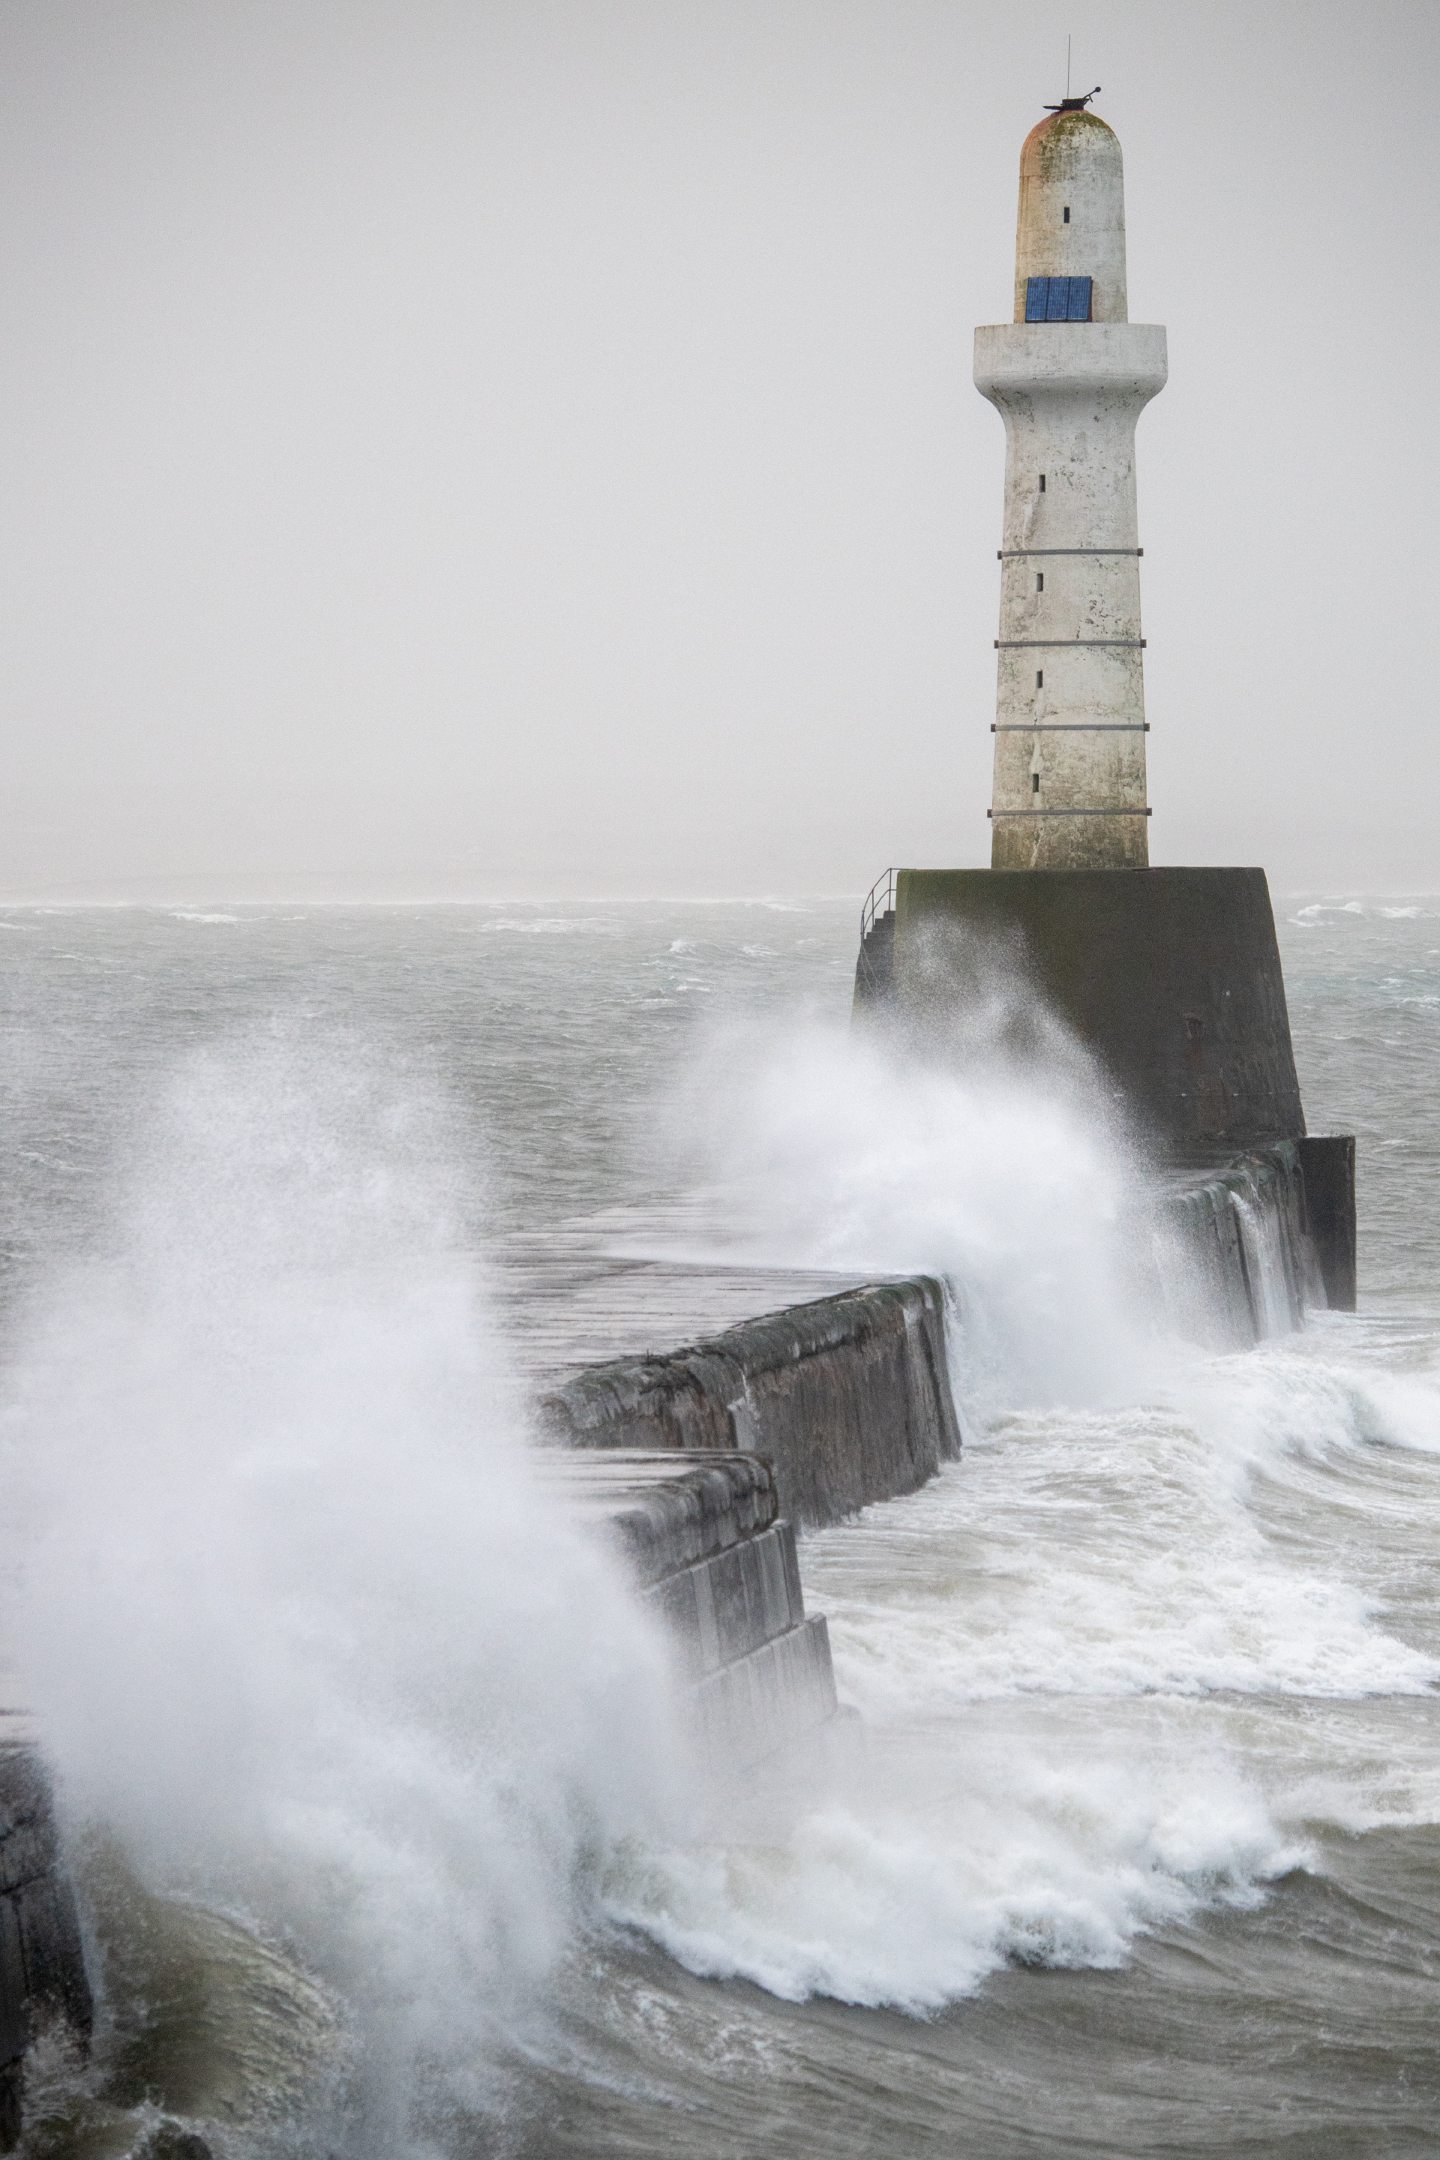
[132,2124,215,2160]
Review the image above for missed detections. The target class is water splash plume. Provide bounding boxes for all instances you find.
[0,1032,681,2151]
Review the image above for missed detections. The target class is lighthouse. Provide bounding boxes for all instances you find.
[976,96,1166,869]
[851,86,1356,1301]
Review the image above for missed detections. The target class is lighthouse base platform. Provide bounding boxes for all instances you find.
[853,865,1355,1306]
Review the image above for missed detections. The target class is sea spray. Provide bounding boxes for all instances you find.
[0,1032,685,2151]
[652,989,1159,1417]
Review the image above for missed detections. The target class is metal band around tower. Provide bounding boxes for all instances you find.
[995,638,1146,649]
[992,723,1149,732]
[987,808,1152,818]
[997,547,1144,558]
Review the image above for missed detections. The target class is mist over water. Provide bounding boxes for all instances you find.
[0,898,1436,2154]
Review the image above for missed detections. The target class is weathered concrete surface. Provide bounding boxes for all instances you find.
[979,104,1165,870]
[558,1448,781,1586]
[872,866,1309,1162]
[539,1277,962,1531]
[977,326,1164,869]
[1296,1134,1358,1313]
[1154,1141,1327,1345]
[1014,106,1128,325]
[551,1451,837,1772]
[691,1618,836,1775]
[0,1744,91,2150]
[491,1228,855,1390]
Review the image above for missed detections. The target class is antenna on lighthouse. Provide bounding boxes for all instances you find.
[1045,37,1103,112]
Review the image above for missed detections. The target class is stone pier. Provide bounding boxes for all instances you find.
[553,1450,838,1773]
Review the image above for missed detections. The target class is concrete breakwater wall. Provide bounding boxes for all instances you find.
[540,1276,962,1532]
[0,1745,91,2149]
[551,1450,837,1772]
[542,1143,1346,1533]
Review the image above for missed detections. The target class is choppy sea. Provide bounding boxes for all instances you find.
[2,893,1438,2159]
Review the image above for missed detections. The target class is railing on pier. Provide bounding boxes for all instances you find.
[860,868,896,942]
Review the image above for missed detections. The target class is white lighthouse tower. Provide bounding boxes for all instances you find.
[851,94,1355,1304]
[975,95,1167,869]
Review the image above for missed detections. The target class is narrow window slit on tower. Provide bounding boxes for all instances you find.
[1063,205,1070,223]
[1035,669,1043,689]
[1038,473,1046,492]
[1032,772,1041,794]
[1036,572,1044,592]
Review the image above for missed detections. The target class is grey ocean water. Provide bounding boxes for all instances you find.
[3,895,1440,2158]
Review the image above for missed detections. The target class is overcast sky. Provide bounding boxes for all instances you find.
[1,0,1435,900]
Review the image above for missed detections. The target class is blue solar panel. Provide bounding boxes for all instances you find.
[1024,275,1094,323]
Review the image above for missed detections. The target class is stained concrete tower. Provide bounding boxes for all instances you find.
[976,100,1166,869]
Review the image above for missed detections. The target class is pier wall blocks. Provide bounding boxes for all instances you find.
[539,1276,962,1531]
[691,1617,837,1773]
[0,1746,92,2150]
[549,1451,838,1772]
[1154,1141,1327,1345]
[1295,1134,1358,1313]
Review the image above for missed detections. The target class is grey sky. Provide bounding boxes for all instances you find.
[1,0,1435,901]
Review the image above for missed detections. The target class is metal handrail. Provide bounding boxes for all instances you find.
[860,868,896,940]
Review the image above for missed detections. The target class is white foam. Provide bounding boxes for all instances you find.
[806,1450,1434,1716]
[478,916,620,936]
[611,1728,1303,2010]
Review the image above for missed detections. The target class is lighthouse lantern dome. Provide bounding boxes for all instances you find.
[1014,105,1128,325]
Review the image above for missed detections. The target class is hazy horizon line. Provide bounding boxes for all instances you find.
[0,886,1436,912]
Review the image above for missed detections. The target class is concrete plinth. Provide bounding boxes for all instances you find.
[858,866,1307,1159]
